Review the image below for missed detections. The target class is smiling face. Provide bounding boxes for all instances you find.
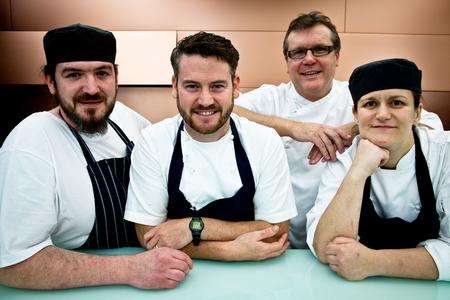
[46,61,117,133]
[285,24,339,101]
[354,89,421,155]
[172,54,240,142]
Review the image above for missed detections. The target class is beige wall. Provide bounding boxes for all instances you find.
[0,0,449,129]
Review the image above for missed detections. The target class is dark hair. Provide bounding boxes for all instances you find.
[170,31,239,79]
[41,64,119,82]
[282,11,341,59]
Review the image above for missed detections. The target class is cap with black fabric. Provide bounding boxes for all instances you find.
[43,23,116,68]
[348,58,422,105]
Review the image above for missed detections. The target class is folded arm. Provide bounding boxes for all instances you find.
[324,237,438,280]
[0,245,192,289]
[136,220,290,261]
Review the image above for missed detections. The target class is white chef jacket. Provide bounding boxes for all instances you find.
[307,127,450,281]
[235,80,443,248]
[0,102,150,268]
[124,114,297,226]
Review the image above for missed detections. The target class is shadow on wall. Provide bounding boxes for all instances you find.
[0,85,55,146]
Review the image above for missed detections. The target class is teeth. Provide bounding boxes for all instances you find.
[197,111,215,116]
[303,71,320,75]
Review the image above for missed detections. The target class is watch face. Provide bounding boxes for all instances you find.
[191,220,203,230]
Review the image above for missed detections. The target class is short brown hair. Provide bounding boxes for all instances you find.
[170,31,239,79]
[282,11,341,59]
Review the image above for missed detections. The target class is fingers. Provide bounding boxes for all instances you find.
[311,134,331,161]
[325,128,345,154]
[318,131,336,161]
[144,228,156,244]
[165,269,188,282]
[146,235,160,250]
[308,145,324,165]
[264,234,290,259]
[169,249,194,269]
[255,225,279,241]
[329,263,340,273]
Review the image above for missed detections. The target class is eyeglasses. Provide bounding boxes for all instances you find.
[287,45,335,60]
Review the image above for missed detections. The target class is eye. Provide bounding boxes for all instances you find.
[184,83,199,91]
[65,72,81,79]
[311,46,332,56]
[362,100,377,108]
[288,48,307,59]
[211,83,226,91]
[392,99,405,107]
[96,70,111,79]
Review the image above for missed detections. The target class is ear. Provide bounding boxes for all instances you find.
[171,75,178,99]
[232,74,241,98]
[352,106,358,123]
[414,103,422,124]
[335,51,340,67]
[44,74,56,95]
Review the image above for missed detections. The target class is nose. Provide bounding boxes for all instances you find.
[198,87,214,107]
[83,74,100,95]
[376,103,391,120]
[302,49,317,64]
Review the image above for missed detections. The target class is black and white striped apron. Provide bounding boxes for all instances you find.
[67,119,140,249]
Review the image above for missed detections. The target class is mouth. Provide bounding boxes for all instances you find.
[372,125,396,129]
[300,70,321,76]
[193,110,219,117]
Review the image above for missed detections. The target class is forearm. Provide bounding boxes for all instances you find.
[182,241,234,261]
[202,219,289,242]
[370,247,438,280]
[314,168,366,262]
[233,105,294,138]
[0,246,133,289]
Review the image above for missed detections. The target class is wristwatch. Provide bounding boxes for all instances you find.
[189,216,204,246]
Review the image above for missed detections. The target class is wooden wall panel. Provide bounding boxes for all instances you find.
[422,91,450,130]
[346,0,450,34]
[336,34,450,91]
[178,31,289,88]
[11,0,345,31]
[0,0,11,30]
[0,31,176,85]
[115,31,175,85]
[117,87,176,123]
[0,32,46,84]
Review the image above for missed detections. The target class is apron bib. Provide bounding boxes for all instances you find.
[358,128,440,249]
[167,118,256,221]
[67,119,140,249]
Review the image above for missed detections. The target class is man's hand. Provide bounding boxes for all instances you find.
[129,247,193,289]
[351,139,390,179]
[229,226,289,261]
[307,122,357,165]
[325,237,376,281]
[288,121,351,162]
[144,219,191,250]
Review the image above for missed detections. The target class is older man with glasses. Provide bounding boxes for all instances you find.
[234,11,442,249]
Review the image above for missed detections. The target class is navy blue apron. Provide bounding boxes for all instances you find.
[167,118,256,221]
[358,128,440,249]
[66,118,140,249]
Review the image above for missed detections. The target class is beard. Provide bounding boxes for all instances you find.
[54,90,115,134]
[176,95,233,135]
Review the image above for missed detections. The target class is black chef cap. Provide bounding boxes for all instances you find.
[349,58,422,105]
[43,23,116,68]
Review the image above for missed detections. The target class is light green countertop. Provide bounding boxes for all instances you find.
[1,248,449,300]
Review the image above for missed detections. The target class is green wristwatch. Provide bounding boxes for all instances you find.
[189,216,204,246]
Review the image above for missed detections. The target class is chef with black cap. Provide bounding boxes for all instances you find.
[306,58,449,281]
[0,23,192,289]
